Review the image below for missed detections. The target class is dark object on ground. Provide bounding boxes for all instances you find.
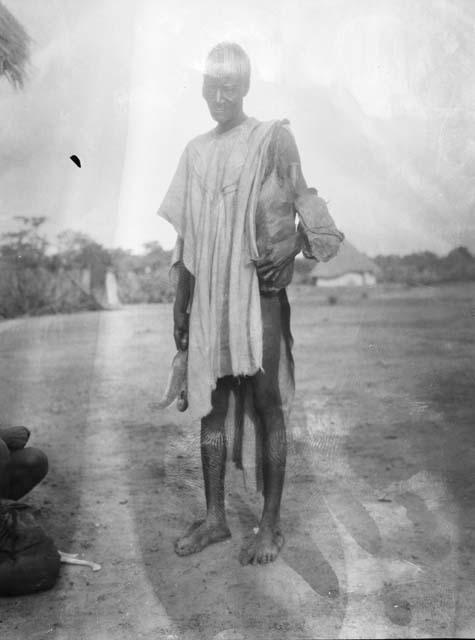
[0,427,49,500]
[0,426,30,450]
[0,426,58,595]
[0,500,60,596]
[328,295,338,305]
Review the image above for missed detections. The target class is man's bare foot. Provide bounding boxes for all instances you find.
[174,519,231,556]
[238,524,285,565]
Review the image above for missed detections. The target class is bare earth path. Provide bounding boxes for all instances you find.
[0,284,474,639]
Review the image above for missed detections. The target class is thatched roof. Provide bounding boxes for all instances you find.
[311,241,380,278]
[0,2,31,88]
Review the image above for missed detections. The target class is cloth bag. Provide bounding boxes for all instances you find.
[0,499,60,596]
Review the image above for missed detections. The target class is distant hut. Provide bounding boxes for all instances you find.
[310,241,380,287]
[67,246,120,310]
[52,238,121,311]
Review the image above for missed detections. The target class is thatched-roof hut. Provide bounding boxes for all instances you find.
[310,241,380,287]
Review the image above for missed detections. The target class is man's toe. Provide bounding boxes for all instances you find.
[174,537,190,555]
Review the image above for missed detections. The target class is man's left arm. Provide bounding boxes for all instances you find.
[255,126,306,282]
[256,125,344,282]
[280,127,345,263]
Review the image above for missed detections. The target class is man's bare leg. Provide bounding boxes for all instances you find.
[174,378,232,556]
[238,409,286,565]
[240,293,289,565]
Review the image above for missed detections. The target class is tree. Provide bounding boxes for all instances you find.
[0,217,51,317]
[0,216,49,268]
[56,230,110,269]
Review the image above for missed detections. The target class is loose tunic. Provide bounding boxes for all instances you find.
[159,118,278,418]
[158,117,343,421]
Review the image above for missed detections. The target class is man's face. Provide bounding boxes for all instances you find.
[202,74,246,124]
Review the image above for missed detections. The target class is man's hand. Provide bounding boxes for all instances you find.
[255,233,302,281]
[173,262,193,351]
[174,311,189,351]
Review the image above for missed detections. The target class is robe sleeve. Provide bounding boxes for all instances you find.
[157,145,190,239]
[157,146,190,286]
[295,189,344,262]
[277,125,345,262]
[169,236,184,288]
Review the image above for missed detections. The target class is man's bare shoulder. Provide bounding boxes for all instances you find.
[274,121,300,161]
[263,120,301,178]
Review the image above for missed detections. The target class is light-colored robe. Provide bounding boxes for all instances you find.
[158,117,281,420]
[159,117,344,490]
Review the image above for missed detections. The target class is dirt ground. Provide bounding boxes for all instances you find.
[1,283,474,639]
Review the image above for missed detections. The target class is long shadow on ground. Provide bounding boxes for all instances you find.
[122,416,347,640]
[0,314,100,638]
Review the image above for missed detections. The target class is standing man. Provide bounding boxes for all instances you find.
[158,42,343,565]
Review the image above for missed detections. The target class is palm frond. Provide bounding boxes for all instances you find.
[0,2,31,88]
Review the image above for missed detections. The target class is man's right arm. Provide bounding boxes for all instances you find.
[173,263,194,351]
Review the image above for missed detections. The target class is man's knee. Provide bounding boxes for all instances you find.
[201,428,226,450]
[11,447,49,483]
[202,378,230,429]
[253,377,283,419]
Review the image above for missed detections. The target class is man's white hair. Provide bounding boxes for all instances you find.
[204,42,251,94]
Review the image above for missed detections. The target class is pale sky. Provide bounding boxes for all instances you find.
[1,0,474,256]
